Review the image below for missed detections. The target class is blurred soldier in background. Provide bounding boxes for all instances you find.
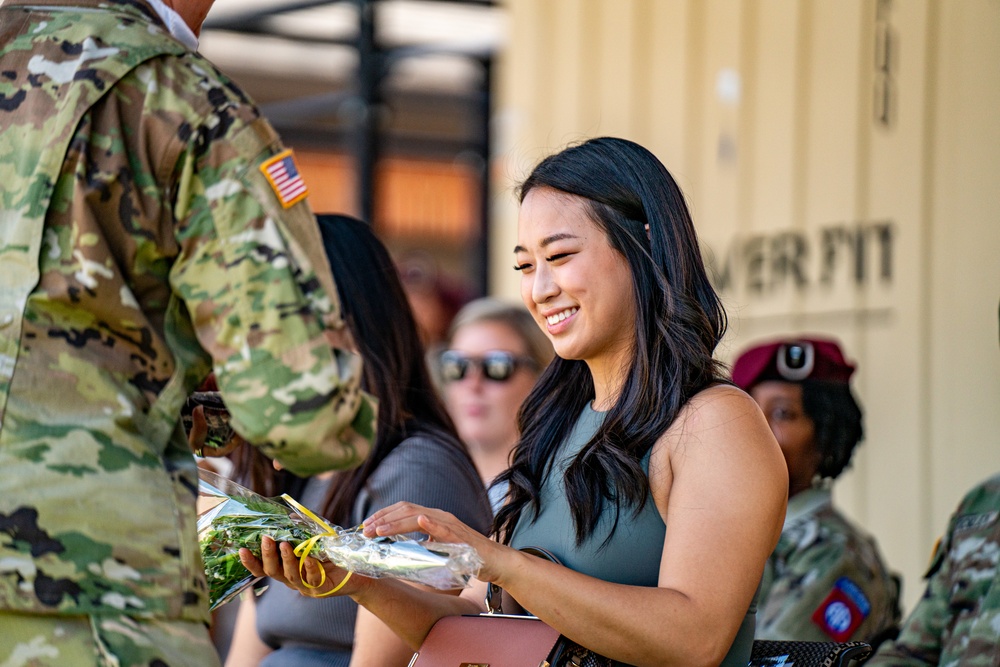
[732,337,901,647]
[867,309,1000,666]
[0,0,374,665]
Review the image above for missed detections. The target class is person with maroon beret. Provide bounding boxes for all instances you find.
[732,337,902,648]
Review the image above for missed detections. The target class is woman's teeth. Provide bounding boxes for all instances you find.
[546,307,578,326]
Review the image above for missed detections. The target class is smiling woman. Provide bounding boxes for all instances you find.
[513,189,637,405]
[242,137,789,667]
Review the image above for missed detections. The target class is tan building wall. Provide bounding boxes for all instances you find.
[490,0,1000,612]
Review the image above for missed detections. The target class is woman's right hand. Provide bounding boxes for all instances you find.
[239,536,358,598]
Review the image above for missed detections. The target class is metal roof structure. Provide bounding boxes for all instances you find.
[199,0,506,292]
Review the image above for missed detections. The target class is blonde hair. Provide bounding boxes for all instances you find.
[447,297,554,371]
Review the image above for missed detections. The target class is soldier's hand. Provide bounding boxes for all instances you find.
[188,405,243,458]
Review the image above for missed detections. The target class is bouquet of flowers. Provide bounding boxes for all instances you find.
[197,469,482,610]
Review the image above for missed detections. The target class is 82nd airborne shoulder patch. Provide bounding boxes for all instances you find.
[260,149,309,208]
[810,576,871,642]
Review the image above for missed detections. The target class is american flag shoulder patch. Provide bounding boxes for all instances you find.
[260,149,309,208]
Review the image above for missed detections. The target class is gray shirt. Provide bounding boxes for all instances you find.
[255,426,491,667]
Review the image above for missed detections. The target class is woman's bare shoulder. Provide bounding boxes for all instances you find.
[653,383,782,472]
[649,383,777,462]
[676,383,765,430]
[648,382,786,523]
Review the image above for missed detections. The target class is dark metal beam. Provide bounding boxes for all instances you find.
[271,126,486,158]
[201,25,358,48]
[202,0,347,31]
[474,55,491,296]
[355,0,382,224]
[401,0,495,4]
[204,0,497,32]
[202,26,494,59]
[258,91,353,125]
[383,43,497,64]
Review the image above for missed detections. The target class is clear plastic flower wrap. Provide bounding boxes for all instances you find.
[197,469,483,610]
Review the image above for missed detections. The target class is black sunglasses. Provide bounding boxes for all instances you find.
[440,350,537,383]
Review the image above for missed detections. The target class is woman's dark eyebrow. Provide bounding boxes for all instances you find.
[513,232,580,254]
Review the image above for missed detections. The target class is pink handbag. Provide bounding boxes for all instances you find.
[407,547,612,667]
[407,613,562,667]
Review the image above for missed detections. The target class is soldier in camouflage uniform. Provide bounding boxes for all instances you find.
[867,310,1000,666]
[868,475,1000,667]
[868,473,1000,666]
[0,0,377,664]
[732,338,902,646]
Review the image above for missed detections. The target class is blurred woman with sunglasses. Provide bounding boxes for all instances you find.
[439,298,554,513]
[223,215,491,667]
[242,138,787,666]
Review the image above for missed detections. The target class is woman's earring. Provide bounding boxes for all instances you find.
[644,224,650,241]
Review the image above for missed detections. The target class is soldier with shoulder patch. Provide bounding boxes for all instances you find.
[0,0,375,664]
[868,308,1000,666]
[732,337,902,648]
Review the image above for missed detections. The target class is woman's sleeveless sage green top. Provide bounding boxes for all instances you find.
[510,403,756,667]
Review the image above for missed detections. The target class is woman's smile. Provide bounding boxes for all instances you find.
[544,306,579,331]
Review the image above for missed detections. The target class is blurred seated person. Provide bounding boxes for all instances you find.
[732,337,901,646]
[222,215,491,667]
[396,250,469,352]
[439,297,555,513]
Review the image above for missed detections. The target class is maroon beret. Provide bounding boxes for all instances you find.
[731,337,856,390]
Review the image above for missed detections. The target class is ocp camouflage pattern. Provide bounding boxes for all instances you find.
[757,488,902,644]
[0,0,376,623]
[0,610,221,666]
[869,473,1000,666]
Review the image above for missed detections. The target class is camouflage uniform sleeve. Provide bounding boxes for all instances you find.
[757,533,892,643]
[169,91,375,477]
[866,539,949,666]
[868,478,1000,666]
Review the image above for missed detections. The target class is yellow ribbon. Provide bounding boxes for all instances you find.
[281,494,353,597]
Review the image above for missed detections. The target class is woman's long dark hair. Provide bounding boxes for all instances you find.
[232,214,465,526]
[493,137,729,546]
